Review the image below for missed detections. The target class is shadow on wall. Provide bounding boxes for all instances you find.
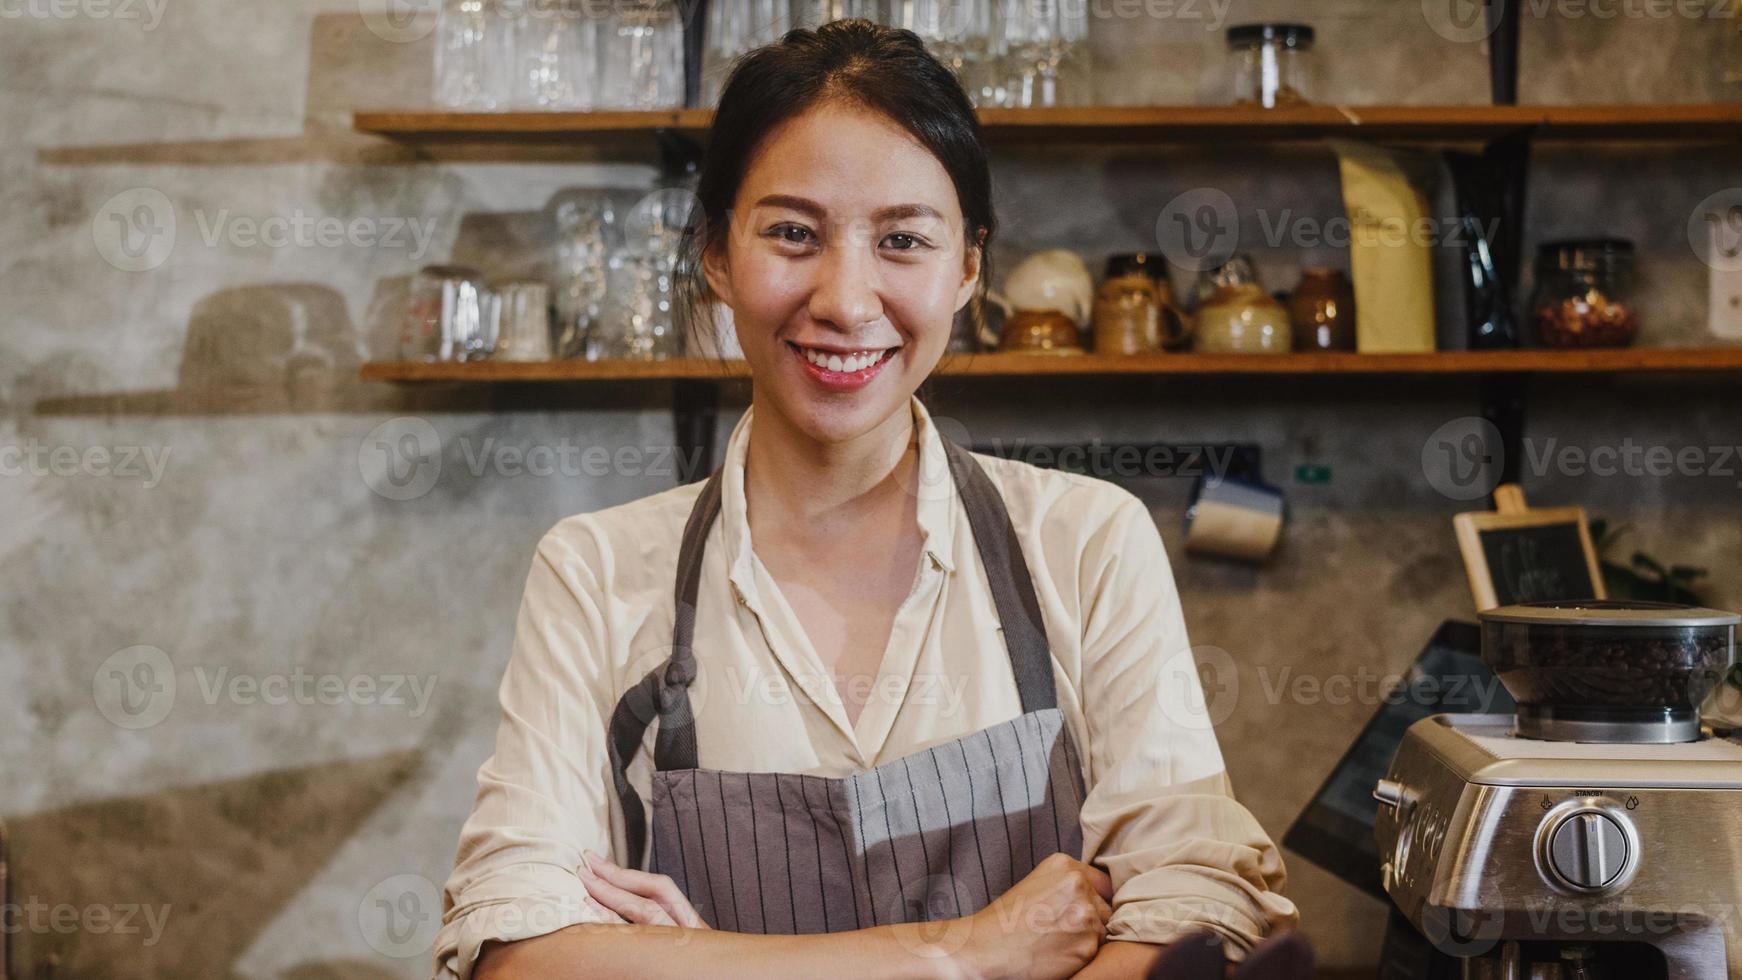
[5,750,421,980]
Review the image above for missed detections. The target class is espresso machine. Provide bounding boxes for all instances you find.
[1374,600,1742,979]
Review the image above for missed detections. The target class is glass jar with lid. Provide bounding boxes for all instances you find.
[1529,238,1640,348]
[1226,23,1313,108]
[1193,254,1291,354]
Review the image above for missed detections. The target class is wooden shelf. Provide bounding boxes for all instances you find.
[354,103,1742,145]
[360,347,1742,383]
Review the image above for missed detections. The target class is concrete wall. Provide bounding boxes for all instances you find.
[4,1,1740,976]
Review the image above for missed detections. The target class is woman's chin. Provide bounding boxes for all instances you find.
[777,394,907,446]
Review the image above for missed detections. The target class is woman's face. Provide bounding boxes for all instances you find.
[702,100,981,446]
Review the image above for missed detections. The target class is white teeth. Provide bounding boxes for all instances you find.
[799,346,890,373]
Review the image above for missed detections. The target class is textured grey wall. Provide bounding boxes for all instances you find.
[4,1,1740,976]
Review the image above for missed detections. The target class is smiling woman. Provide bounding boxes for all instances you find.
[437,18,1297,980]
[675,19,994,439]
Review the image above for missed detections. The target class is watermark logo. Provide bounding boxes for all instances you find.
[93,645,177,730]
[93,188,176,272]
[1690,188,1742,273]
[358,0,440,43]
[1155,188,1239,273]
[1423,416,1505,501]
[885,873,974,960]
[1157,644,1238,732]
[360,417,443,501]
[358,873,441,958]
[1421,0,1504,42]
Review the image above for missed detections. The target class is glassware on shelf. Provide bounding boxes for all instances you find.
[894,0,1000,107]
[623,186,698,258]
[493,280,554,361]
[1226,22,1313,108]
[600,247,683,360]
[1288,267,1355,351]
[1529,239,1640,348]
[511,0,599,109]
[1726,2,1742,97]
[598,0,685,109]
[1192,254,1291,354]
[402,265,491,362]
[593,186,695,360]
[435,0,516,110]
[702,0,793,106]
[996,0,1087,108]
[552,194,618,360]
[792,0,890,28]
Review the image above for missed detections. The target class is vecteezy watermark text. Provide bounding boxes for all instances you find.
[979,439,1237,479]
[193,209,439,260]
[0,0,167,29]
[0,441,171,488]
[1525,438,1742,487]
[0,898,171,947]
[92,646,439,730]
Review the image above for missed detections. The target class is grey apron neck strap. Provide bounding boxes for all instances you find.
[937,436,1058,713]
[659,435,1056,761]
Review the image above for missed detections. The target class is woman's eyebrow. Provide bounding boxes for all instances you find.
[752,194,943,223]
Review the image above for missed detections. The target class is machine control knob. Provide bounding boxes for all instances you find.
[1373,779,1407,811]
[1547,811,1630,890]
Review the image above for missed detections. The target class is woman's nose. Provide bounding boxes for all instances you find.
[806,240,883,331]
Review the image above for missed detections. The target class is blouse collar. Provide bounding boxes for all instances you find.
[717,394,960,610]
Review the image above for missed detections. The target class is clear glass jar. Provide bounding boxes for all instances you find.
[552,194,617,360]
[402,265,490,362]
[598,0,685,110]
[1226,22,1313,108]
[1529,239,1640,348]
[600,247,681,360]
[435,0,516,110]
[511,0,599,110]
[702,0,791,106]
[1193,254,1291,354]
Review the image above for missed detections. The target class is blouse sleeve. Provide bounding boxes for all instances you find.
[1072,493,1300,960]
[432,524,627,980]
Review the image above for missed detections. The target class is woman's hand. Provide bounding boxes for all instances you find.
[954,852,1113,980]
[577,849,712,930]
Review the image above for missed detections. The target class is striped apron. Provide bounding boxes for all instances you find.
[606,436,1087,933]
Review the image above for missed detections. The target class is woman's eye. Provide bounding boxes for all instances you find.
[769,224,815,246]
[882,232,928,251]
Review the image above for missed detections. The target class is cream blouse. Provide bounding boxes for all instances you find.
[434,395,1299,979]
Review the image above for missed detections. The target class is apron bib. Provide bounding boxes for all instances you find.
[605,436,1086,933]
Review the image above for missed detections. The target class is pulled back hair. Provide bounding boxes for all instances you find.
[675,18,995,358]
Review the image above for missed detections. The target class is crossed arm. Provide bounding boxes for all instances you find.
[473,850,1166,980]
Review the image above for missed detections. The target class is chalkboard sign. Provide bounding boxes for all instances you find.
[1454,485,1605,610]
[1477,522,1596,605]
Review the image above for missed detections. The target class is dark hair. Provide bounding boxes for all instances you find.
[675,18,995,361]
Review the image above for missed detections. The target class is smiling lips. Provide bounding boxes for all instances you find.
[787,340,899,392]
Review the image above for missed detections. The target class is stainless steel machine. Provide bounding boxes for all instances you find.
[1374,601,1742,979]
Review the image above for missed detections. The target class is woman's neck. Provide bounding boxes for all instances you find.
[742,395,919,541]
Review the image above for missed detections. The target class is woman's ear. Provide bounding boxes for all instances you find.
[700,236,734,308]
[953,236,983,314]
